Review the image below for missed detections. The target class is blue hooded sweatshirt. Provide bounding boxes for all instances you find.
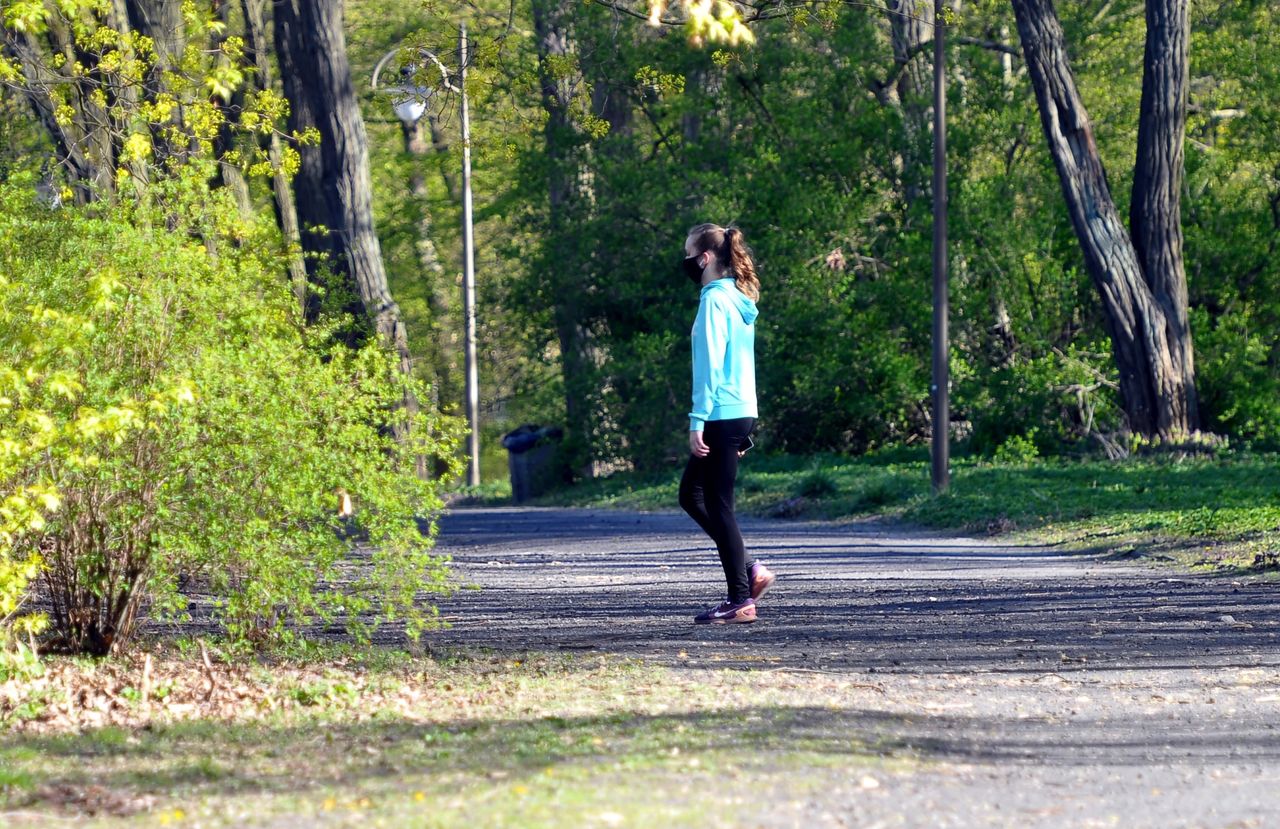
[689,277,759,432]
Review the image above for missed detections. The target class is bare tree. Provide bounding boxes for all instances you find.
[870,0,935,209]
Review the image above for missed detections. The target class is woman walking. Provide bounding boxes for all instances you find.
[678,223,776,625]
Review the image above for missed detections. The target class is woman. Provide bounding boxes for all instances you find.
[678,223,776,625]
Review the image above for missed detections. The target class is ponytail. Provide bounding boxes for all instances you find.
[686,222,760,302]
[724,227,760,302]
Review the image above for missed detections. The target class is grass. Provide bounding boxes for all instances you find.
[533,449,1280,569]
[0,647,910,827]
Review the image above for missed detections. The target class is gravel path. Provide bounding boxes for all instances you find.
[432,506,1280,828]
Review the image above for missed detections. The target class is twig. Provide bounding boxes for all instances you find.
[141,652,152,707]
[199,640,217,703]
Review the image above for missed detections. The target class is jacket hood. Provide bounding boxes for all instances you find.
[701,277,758,325]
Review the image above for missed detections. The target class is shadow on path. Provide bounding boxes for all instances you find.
[430,507,1280,674]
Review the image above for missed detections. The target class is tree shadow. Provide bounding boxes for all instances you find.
[8,697,1280,817]
[429,508,1280,674]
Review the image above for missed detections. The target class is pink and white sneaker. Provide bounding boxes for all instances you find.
[749,562,776,601]
[693,598,757,625]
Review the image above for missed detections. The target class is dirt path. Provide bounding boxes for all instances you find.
[432,506,1280,828]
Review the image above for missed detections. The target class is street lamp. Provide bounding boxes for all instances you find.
[930,0,949,495]
[372,26,482,489]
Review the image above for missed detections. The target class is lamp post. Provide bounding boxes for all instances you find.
[373,26,482,488]
[930,0,949,495]
[458,25,480,490]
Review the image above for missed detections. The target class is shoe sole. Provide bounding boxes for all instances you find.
[694,612,757,625]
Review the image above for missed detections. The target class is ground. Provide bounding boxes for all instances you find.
[3,505,1280,828]
[429,507,1280,828]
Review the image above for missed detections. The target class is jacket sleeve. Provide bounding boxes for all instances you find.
[689,294,729,432]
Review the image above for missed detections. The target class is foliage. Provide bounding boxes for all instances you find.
[956,346,1122,457]
[795,463,840,499]
[0,178,464,655]
[0,0,307,204]
[417,0,1280,473]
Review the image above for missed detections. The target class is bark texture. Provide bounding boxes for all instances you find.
[1011,0,1198,438]
[271,0,411,371]
[2,13,121,201]
[241,0,309,312]
[532,0,593,464]
[890,0,934,208]
[1129,0,1198,433]
[402,118,449,413]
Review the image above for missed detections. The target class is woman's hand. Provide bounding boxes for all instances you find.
[689,430,710,457]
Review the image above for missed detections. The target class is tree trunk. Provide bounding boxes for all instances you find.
[271,0,411,369]
[272,0,422,470]
[241,0,310,313]
[402,118,449,413]
[124,0,184,70]
[425,115,459,202]
[1,30,99,203]
[3,2,155,201]
[532,0,592,464]
[1129,0,1198,433]
[1010,0,1198,438]
[890,0,934,208]
[210,0,252,217]
[3,13,119,202]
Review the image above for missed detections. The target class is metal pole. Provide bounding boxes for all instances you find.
[460,23,481,487]
[931,0,950,495]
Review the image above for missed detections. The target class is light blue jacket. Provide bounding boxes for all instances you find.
[689,278,758,432]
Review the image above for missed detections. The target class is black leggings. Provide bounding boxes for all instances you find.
[678,417,756,603]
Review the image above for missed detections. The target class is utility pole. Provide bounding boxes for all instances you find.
[931,0,950,495]
[460,23,481,487]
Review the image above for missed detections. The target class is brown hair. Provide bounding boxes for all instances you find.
[687,223,760,302]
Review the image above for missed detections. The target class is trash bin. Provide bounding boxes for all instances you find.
[502,424,564,503]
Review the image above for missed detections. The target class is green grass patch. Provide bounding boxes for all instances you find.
[0,649,911,827]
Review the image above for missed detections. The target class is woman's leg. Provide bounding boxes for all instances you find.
[702,418,754,603]
[678,451,714,535]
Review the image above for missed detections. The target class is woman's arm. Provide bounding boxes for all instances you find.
[689,294,729,435]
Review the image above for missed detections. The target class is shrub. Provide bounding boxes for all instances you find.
[1193,306,1280,450]
[993,432,1041,464]
[0,182,464,655]
[959,346,1121,457]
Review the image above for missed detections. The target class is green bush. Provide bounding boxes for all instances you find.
[0,182,464,655]
[958,346,1121,457]
[993,432,1042,464]
[1193,307,1280,450]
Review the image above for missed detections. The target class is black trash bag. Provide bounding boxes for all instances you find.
[501,424,564,454]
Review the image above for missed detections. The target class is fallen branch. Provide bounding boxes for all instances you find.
[199,640,217,703]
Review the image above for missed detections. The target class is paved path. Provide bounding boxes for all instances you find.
[432,507,1280,828]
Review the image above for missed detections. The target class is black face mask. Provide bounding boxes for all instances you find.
[682,255,705,286]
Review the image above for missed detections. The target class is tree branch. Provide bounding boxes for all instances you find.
[870,36,1020,100]
[733,73,786,148]
[634,97,680,163]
